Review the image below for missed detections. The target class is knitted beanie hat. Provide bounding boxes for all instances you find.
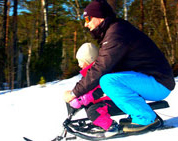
[83,0,116,18]
[76,43,99,65]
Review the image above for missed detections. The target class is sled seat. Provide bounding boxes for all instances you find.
[111,100,169,116]
[69,100,169,123]
[55,100,170,141]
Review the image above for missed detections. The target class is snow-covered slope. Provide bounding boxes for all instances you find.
[0,75,177,141]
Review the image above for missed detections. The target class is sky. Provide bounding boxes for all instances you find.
[0,74,178,141]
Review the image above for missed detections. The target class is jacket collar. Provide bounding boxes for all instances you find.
[80,62,95,77]
[90,17,116,43]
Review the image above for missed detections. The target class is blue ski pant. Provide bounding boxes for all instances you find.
[100,71,171,125]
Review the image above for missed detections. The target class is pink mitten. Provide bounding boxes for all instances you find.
[80,91,94,106]
[69,98,82,109]
[70,90,95,108]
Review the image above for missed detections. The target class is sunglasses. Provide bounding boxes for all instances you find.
[85,16,92,23]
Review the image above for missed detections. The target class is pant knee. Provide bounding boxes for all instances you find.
[100,74,113,91]
[100,74,107,88]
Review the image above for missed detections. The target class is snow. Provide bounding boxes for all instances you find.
[0,74,177,141]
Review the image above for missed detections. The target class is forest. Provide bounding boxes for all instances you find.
[0,0,178,90]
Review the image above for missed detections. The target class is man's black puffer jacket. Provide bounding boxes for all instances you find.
[73,17,175,97]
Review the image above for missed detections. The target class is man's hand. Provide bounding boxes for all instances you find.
[63,90,76,103]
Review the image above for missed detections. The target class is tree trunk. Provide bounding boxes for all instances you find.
[175,2,178,63]
[4,0,10,89]
[73,30,77,59]
[26,45,32,87]
[160,0,175,65]
[40,0,48,56]
[3,0,8,48]
[26,14,35,87]
[68,0,87,41]
[10,42,14,89]
[11,0,18,89]
[41,0,48,42]
[139,0,144,31]
[124,0,128,20]
[35,20,40,53]
[1,0,8,87]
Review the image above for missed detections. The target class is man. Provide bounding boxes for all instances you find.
[64,0,175,133]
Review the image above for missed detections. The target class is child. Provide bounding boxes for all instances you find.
[70,42,109,108]
[67,43,120,136]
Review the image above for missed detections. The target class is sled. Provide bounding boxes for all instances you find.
[53,100,171,141]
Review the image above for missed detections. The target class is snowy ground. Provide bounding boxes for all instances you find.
[0,74,178,141]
